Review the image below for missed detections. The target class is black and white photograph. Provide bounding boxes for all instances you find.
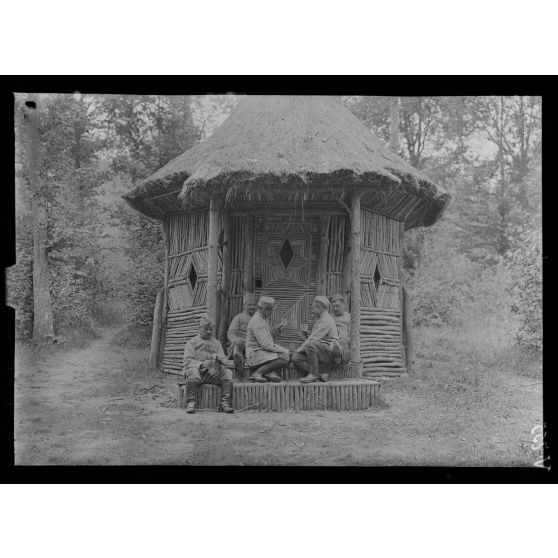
[9,91,544,468]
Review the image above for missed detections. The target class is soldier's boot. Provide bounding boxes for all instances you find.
[218,379,234,413]
[233,350,244,375]
[300,352,320,383]
[185,381,198,414]
[250,371,268,383]
[257,359,284,383]
[332,342,343,366]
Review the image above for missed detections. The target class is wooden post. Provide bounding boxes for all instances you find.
[207,196,222,323]
[349,192,361,377]
[243,215,255,293]
[341,212,352,300]
[403,285,414,373]
[149,288,164,371]
[159,218,170,368]
[398,221,406,371]
[218,210,232,345]
[316,215,330,296]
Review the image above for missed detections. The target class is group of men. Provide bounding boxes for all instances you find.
[181,293,352,414]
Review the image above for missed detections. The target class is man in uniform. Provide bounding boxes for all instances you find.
[330,293,352,365]
[227,293,258,374]
[245,296,290,383]
[182,313,235,414]
[292,296,339,383]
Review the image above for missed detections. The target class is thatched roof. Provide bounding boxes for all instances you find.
[123,95,450,227]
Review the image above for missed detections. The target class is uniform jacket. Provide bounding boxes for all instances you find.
[333,311,351,344]
[183,334,226,371]
[300,311,339,351]
[227,311,252,345]
[245,310,289,366]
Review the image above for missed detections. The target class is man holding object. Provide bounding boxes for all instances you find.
[245,296,290,383]
[182,314,235,414]
[292,296,339,383]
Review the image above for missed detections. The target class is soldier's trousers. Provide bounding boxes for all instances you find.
[339,340,352,364]
[292,340,333,375]
[184,364,233,385]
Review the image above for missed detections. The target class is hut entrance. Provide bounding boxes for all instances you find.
[254,214,318,352]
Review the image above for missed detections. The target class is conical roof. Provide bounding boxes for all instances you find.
[123,95,449,227]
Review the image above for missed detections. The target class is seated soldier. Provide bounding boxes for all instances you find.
[182,313,235,414]
[245,296,290,383]
[227,293,258,373]
[330,293,352,365]
[292,296,340,383]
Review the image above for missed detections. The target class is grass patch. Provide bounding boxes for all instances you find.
[110,324,152,349]
[409,317,542,411]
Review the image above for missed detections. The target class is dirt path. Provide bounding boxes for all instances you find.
[14,327,543,466]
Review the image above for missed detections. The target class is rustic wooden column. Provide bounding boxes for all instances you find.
[243,215,255,293]
[218,210,232,345]
[349,192,362,376]
[341,213,352,299]
[316,215,330,296]
[207,196,222,323]
[149,288,164,371]
[402,285,414,373]
[159,218,170,368]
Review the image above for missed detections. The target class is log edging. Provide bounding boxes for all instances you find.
[178,379,381,411]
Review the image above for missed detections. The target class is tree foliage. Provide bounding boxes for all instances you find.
[508,226,542,351]
[11,94,541,353]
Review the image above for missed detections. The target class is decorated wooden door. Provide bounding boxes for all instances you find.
[254,215,318,351]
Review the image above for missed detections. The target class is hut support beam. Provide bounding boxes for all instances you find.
[316,216,330,296]
[159,218,170,369]
[349,192,362,377]
[243,216,255,293]
[207,196,222,323]
[149,288,164,371]
[218,210,232,345]
[403,286,414,373]
[341,212,352,299]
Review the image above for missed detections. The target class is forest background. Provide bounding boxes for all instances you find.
[9,94,542,376]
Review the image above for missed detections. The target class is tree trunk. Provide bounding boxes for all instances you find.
[25,94,55,343]
[389,97,400,153]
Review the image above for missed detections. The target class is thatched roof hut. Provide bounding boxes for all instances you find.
[123,95,449,228]
[124,95,450,396]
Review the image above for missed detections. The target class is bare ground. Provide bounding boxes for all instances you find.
[14,326,543,466]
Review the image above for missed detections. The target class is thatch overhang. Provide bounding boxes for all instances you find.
[122,95,450,228]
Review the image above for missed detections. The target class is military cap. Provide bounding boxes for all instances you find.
[199,313,214,327]
[314,296,331,310]
[258,296,276,309]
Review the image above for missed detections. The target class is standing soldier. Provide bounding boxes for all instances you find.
[245,296,290,383]
[292,296,339,383]
[227,293,258,375]
[182,314,235,414]
[330,294,352,365]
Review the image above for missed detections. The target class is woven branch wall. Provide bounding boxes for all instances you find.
[359,210,406,374]
[162,209,213,374]
[325,215,346,295]
[228,216,247,320]
[254,215,319,352]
